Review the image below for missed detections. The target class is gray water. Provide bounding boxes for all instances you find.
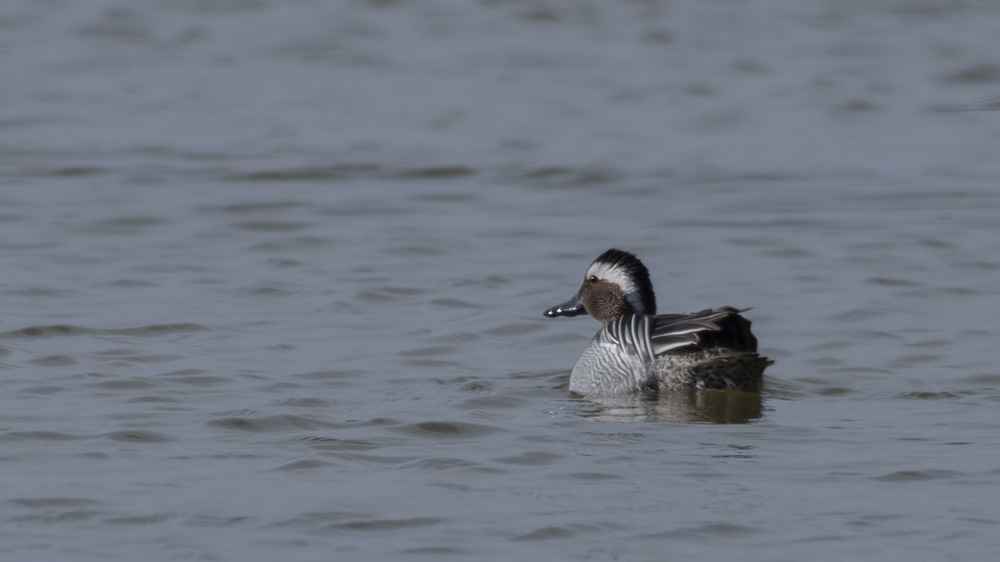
[3,0,1000,560]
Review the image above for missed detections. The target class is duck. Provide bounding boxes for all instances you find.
[544,249,770,396]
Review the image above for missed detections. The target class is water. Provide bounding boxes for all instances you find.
[2,0,1000,560]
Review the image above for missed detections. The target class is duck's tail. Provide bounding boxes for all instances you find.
[688,352,771,392]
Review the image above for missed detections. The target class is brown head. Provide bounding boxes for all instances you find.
[544,249,657,326]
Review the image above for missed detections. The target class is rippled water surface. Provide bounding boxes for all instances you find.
[3,0,1000,560]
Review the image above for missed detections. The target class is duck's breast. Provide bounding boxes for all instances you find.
[568,326,651,395]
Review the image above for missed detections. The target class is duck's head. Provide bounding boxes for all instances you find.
[544,248,657,326]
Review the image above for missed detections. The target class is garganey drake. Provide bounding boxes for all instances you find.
[544,249,770,396]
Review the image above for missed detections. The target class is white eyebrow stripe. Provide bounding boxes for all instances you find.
[586,262,636,294]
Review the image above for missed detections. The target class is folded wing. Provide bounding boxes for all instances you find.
[648,306,758,355]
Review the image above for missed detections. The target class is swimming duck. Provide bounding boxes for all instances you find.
[544,249,770,396]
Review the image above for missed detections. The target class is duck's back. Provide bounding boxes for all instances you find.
[649,306,758,355]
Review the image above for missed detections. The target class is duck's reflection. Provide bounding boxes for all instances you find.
[577,389,763,424]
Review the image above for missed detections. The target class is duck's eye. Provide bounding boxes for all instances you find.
[588,275,598,283]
